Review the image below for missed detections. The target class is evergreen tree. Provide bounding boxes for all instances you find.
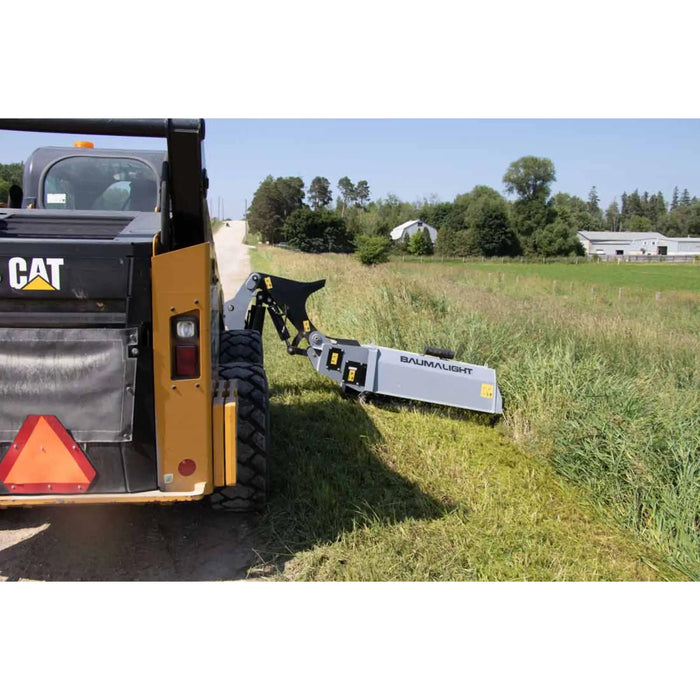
[407,228,433,256]
[671,186,679,210]
[627,190,643,217]
[587,186,600,214]
[308,176,332,210]
[680,189,691,207]
[354,180,371,207]
[337,177,355,216]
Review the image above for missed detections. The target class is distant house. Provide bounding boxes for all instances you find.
[390,220,438,244]
[577,231,700,257]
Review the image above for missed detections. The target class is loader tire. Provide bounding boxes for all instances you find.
[210,362,270,512]
[219,329,263,365]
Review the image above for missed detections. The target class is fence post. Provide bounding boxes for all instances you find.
[569,281,573,294]
[552,280,557,295]
[618,287,622,300]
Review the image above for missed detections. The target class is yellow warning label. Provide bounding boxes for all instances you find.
[330,352,339,366]
[303,320,311,333]
[264,277,273,290]
[347,368,356,382]
[480,383,494,399]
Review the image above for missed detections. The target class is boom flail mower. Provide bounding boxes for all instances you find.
[0,118,502,511]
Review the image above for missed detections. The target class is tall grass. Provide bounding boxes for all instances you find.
[253,249,699,578]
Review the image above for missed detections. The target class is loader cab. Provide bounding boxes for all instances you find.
[20,145,166,212]
[0,119,238,507]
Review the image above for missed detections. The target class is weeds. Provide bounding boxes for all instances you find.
[250,248,697,580]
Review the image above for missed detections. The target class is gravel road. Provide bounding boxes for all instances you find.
[0,221,267,581]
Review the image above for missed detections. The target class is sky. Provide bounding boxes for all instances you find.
[2,119,699,219]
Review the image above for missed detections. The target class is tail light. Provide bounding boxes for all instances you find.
[171,313,200,379]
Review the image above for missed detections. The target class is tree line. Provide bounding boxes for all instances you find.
[247,157,700,263]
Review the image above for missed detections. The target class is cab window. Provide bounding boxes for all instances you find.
[43,156,158,211]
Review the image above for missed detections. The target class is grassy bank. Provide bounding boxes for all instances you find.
[247,248,695,580]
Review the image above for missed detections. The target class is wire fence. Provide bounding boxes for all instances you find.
[394,254,700,265]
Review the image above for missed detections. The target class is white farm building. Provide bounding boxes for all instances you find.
[390,220,438,244]
[577,231,700,258]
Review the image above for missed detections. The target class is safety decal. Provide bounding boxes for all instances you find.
[480,383,494,399]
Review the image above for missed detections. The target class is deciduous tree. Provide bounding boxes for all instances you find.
[470,199,521,256]
[247,175,305,244]
[283,208,353,253]
[503,156,556,201]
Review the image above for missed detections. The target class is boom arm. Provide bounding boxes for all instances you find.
[225,273,503,415]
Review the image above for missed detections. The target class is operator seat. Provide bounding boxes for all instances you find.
[128,178,157,212]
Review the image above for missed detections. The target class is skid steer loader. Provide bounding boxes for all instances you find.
[0,119,502,511]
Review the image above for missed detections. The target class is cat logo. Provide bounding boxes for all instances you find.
[8,257,64,291]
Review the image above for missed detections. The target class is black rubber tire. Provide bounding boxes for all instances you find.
[210,362,270,512]
[219,329,263,365]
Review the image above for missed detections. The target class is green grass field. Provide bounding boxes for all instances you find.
[247,248,698,581]
[401,258,700,293]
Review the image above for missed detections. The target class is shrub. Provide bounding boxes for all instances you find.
[356,236,391,265]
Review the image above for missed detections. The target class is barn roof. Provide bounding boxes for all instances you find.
[390,219,437,240]
[577,231,664,242]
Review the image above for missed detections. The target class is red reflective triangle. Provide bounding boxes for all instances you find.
[0,415,96,494]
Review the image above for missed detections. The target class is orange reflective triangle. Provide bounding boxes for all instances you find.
[0,416,95,492]
[22,275,56,291]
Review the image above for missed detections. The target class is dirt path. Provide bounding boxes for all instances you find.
[214,220,253,299]
[0,221,265,581]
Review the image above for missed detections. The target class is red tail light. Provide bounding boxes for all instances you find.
[174,345,198,378]
[171,313,200,379]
